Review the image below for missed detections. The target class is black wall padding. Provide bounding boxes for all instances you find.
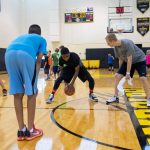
[0,48,6,71]
[86,48,119,68]
[86,47,150,68]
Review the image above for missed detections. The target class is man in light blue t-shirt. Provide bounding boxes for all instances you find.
[5,24,47,141]
[105,33,150,107]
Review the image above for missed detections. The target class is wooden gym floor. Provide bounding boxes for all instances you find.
[0,69,150,150]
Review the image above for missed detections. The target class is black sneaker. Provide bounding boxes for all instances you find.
[17,130,25,141]
[2,89,7,96]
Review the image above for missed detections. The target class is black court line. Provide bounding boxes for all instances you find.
[0,94,127,112]
[124,95,149,149]
[50,99,132,150]
[0,106,127,112]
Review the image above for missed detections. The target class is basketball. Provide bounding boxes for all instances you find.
[64,85,75,96]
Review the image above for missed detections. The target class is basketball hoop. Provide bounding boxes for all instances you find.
[117,29,124,34]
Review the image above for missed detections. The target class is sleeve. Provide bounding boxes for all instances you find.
[38,38,47,55]
[59,57,64,67]
[114,48,119,58]
[124,40,134,56]
[73,53,80,67]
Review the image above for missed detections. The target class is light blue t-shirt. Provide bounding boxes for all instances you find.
[6,33,47,60]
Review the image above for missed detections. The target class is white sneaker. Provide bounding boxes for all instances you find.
[147,98,150,107]
[46,94,54,104]
[106,96,119,104]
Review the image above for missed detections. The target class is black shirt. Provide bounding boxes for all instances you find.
[44,56,50,68]
[59,52,83,68]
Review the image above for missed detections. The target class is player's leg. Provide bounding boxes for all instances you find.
[53,66,57,80]
[0,79,7,96]
[135,61,150,106]
[46,67,74,103]
[78,66,98,102]
[5,50,26,140]
[106,62,126,104]
[21,52,43,140]
[46,76,64,103]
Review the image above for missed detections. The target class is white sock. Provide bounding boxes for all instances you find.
[30,128,34,133]
[21,126,26,132]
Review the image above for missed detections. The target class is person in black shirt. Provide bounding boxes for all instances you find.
[46,47,98,103]
[44,50,52,80]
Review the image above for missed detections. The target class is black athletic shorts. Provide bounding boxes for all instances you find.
[118,61,147,77]
[60,66,92,83]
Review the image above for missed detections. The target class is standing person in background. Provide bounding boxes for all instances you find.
[0,79,7,96]
[5,24,47,140]
[105,33,150,107]
[108,53,114,71]
[52,48,60,80]
[146,50,150,76]
[44,50,53,80]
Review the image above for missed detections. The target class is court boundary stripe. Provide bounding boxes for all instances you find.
[50,99,131,150]
[124,94,148,149]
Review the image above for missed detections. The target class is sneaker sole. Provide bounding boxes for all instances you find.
[88,98,98,102]
[25,130,43,141]
[17,137,25,141]
[46,100,53,104]
[106,100,119,105]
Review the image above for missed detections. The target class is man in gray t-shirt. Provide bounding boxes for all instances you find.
[114,39,145,63]
[105,33,150,106]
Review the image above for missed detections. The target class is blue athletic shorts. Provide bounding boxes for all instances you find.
[5,50,38,95]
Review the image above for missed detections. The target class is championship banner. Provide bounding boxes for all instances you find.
[137,17,149,36]
[65,7,93,23]
[65,12,93,23]
[137,0,149,13]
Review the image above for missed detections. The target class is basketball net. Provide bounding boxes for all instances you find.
[116,29,124,34]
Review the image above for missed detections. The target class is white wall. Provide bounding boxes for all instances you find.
[22,0,60,50]
[0,0,150,57]
[0,0,22,48]
[60,0,150,59]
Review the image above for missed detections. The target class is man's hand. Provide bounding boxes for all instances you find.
[125,72,131,80]
[65,83,73,93]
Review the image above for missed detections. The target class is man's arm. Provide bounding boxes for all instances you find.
[69,65,80,86]
[58,66,63,76]
[126,55,132,79]
[36,52,43,73]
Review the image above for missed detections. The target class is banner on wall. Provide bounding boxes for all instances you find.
[65,8,93,23]
[137,17,149,36]
[137,0,149,13]
[65,12,93,23]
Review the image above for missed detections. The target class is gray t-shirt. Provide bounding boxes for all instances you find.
[114,39,145,64]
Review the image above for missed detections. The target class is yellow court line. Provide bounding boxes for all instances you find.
[134,110,150,118]
[139,120,150,126]
[125,88,150,145]
[128,98,146,102]
[143,128,150,135]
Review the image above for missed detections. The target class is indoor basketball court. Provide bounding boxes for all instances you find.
[0,0,150,150]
